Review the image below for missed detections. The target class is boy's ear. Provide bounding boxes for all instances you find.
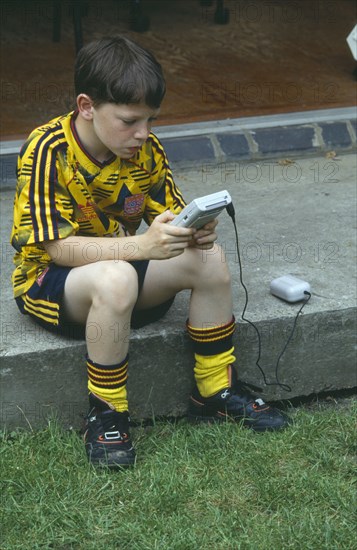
[76,94,94,120]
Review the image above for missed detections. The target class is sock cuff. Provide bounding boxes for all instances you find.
[186,317,235,355]
[86,355,128,389]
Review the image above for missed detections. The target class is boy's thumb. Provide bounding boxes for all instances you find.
[156,210,175,223]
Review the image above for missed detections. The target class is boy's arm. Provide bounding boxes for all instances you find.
[44,211,196,266]
[143,134,186,224]
[143,135,217,249]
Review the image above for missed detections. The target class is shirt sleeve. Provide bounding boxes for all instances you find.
[11,130,78,251]
[143,134,186,225]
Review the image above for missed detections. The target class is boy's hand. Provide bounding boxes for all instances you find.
[189,219,218,249]
[141,211,196,259]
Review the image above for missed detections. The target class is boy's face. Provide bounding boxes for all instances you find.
[90,102,160,160]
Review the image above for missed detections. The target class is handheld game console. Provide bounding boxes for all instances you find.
[170,190,232,229]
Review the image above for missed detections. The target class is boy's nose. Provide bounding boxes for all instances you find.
[134,123,150,141]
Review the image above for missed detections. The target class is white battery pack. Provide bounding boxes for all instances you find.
[270,275,311,303]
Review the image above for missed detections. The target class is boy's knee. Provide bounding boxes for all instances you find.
[203,242,229,265]
[201,243,225,263]
[190,244,232,286]
[92,261,139,311]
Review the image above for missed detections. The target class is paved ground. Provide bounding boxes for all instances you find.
[0,146,356,429]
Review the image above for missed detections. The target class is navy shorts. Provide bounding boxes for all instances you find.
[15,261,175,339]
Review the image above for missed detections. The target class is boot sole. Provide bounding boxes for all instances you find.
[89,455,136,469]
[187,413,289,432]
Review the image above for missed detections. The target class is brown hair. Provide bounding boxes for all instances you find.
[74,36,166,108]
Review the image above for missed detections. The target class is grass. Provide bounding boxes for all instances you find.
[1,400,356,550]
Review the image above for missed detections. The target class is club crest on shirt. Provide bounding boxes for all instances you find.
[124,194,145,215]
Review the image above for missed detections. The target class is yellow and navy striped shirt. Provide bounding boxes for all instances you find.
[11,111,186,298]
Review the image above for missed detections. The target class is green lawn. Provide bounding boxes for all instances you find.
[1,400,356,550]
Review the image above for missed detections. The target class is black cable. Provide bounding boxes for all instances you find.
[274,291,311,391]
[226,202,311,392]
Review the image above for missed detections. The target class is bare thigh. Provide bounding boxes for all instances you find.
[136,244,230,311]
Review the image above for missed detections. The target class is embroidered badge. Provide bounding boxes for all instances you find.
[124,194,145,215]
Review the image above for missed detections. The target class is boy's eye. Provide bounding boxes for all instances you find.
[121,117,158,125]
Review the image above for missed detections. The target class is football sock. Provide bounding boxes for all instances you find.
[187,317,236,398]
[86,355,129,412]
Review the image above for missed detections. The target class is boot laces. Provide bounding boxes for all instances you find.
[231,381,268,409]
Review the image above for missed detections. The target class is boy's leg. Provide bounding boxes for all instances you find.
[136,244,232,327]
[136,243,234,395]
[137,244,289,431]
[63,259,140,412]
[62,260,140,468]
[64,260,139,365]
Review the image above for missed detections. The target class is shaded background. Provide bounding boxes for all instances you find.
[0,0,356,140]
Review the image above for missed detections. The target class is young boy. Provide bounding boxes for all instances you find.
[11,36,289,468]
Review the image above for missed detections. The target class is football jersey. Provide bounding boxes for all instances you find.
[11,111,186,298]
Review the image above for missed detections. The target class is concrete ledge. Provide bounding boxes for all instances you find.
[1,128,356,429]
[1,302,355,430]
